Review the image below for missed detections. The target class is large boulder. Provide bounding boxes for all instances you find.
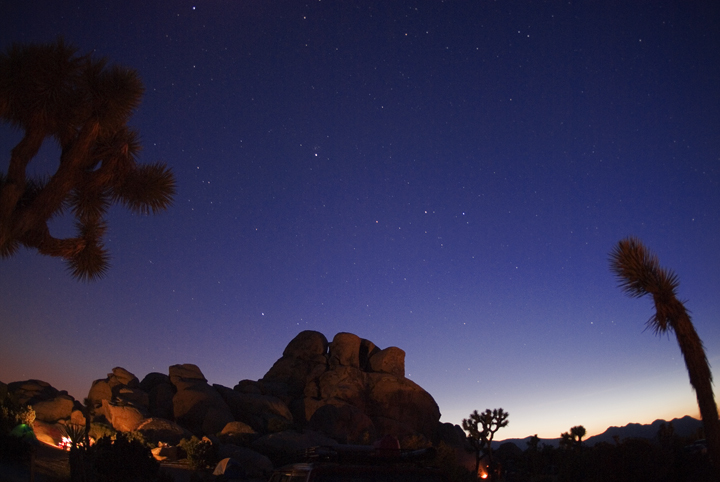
[369,347,405,377]
[108,367,139,389]
[170,364,233,436]
[220,421,256,436]
[216,385,292,432]
[152,445,179,462]
[139,372,170,392]
[315,366,366,411]
[32,394,75,423]
[434,422,468,448]
[258,331,442,443]
[217,445,273,479]
[7,380,59,406]
[102,399,146,432]
[88,368,146,417]
[366,373,440,439]
[32,420,65,446]
[70,409,86,426]
[169,363,207,385]
[116,387,149,408]
[262,357,327,399]
[136,418,192,445]
[328,332,361,369]
[235,379,262,394]
[282,330,328,359]
[87,379,113,412]
[140,372,175,419]
[262,331,329,398]
[308,403,376,444]
[147,382,175,420]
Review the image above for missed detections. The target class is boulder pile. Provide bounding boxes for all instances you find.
[2,331,467,476]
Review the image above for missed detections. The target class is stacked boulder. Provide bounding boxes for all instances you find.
[3,331,457,475]
[260,331,441,444]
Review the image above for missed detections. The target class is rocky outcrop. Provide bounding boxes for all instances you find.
[262,331,329,401]
[108,367,139,388]
[308,403,376,444]
[216,384,292,432]
[3,330,457,477]
[369,346,405,377]
[102,399,146,432]
[7,380,59,406]
[140,373,175,420]
[88,367,149,420]
[87,379,112,410]
[31,419,65,446]
[169,364,234,435]
[32,394,75,423]
[328,332,362,369]
[260,330,441,442]
[366,372,440,437]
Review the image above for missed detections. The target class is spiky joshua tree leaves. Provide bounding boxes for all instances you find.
[0,39,175,280]
[462,408,509,480]
[610,237,720,471]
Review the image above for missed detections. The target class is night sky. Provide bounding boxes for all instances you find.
[1,1,719,441]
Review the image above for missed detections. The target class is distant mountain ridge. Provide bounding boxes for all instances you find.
[493,416,702,449]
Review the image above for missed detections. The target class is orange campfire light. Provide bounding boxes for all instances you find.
[58,436,72,451]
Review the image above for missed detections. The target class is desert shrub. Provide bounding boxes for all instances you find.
[432,442,476,482]
[89,422,116,442]
[401,433,432,450]
[179,436,217,470]
[126,429,147,446]
[0,399,35,434]
[89,432,160,482]
[16,405,36,426]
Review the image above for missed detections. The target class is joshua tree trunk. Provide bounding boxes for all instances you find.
[671,303,720,468]
[610,237,720,472]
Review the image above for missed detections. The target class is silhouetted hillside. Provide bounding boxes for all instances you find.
[493,416,702,449]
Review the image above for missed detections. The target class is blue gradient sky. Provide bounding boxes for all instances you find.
[1,1,719,440]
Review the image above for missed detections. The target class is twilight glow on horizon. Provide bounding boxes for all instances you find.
[1,1,719,441]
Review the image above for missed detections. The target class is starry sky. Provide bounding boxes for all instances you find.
[1,1,719,441]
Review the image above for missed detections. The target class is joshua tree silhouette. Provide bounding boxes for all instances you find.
[610,237,720,471]
[0,39,175,280]
[463,408,509,480]
[560,425,586,450]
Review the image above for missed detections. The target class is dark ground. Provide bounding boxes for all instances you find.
[0,442,201,482]
[0,442,69,482]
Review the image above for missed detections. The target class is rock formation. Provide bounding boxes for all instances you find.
[262,331,441,444]
[2,330,466,477]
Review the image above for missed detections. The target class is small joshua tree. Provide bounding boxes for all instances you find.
[462,408,509,480]
[0,39,175,280]
[560,425,586,450]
